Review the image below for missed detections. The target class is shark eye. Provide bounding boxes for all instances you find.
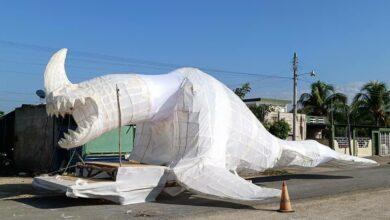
[70,107,74,111]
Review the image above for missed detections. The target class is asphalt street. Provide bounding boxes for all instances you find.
[0,164,389,219]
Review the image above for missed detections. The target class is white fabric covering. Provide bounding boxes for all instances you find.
[33,166,167,205]
[42,49,378,203]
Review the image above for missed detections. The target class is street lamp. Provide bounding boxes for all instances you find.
[304,70,316,77]
[292,53,316,141]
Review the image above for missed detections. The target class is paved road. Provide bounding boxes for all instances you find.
[195,188,390,220]
[257,164,390,202]
[0,164,389,219]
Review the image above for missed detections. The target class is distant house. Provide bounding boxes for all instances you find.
[243,97,290,113]
[243,97,306,140]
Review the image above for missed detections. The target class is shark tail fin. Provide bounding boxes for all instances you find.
[276,139,378,168]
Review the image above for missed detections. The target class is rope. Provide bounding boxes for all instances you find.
[62,149,76,174]
[47,165,78,175]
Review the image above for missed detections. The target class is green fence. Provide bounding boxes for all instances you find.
[82,125,135,156]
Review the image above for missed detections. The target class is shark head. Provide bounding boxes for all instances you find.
[44,49,103,148]
[44,49,150,149]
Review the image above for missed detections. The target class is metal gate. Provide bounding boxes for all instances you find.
[379,130,390,156]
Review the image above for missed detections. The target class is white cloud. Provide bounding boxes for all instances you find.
[335,81,365,103]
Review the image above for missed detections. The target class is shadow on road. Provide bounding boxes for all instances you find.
[156,192,258,210]
[252,173,353,183]
[0,183,38,199]
[12,196,112,209]
[9,189,257,210]
[0,183,113,209]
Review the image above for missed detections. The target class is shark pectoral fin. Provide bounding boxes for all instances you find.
[172,161,280,201]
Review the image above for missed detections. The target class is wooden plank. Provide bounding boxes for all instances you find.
[59,175,114,183]
[84,161,162,168]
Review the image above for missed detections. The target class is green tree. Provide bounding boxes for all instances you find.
[298,81,347,116]
[269,119,291,139]
[0,111,4,116]
[233,82,251,99]
[234,83,274,123]
[352,81,390,126]
[249,104,273,123]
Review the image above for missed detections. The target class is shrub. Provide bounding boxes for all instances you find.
[269,119,290,140]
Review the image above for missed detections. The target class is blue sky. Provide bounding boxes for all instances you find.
[0,0,389,112]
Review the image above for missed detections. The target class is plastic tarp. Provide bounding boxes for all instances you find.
[130,68,378,201]
[33,165,167,205]
[42,49,378,204]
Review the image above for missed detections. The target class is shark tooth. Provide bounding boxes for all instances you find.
[64,133,72,141]
[78,126,88,134]
[46,105,52,116]
[68,129,79,138]
[50,106,55,116]
[60,100,68,112]
[68,98,75,110]
[58,138,65,146]
[80,97,86,105]
[56,101,61,111]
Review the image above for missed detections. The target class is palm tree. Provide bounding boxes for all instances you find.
[298,81,347,116]
[233,83,251,99]
[352,81,390,126]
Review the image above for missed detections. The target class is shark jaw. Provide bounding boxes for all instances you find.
[43,48,102,149]
[46,95,98,148]
[43,48,150,149]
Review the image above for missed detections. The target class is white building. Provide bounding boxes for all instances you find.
[243,97,290,113]
[243,97,306,140]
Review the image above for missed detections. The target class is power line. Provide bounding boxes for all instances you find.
[0,67,289,91]
[0,58,113,72]
[0,98,35,103]
[0,90,35,95]
[0,57,274,81]
[0,40,291,79]
[226,77,291,88]
[0,69,90,81]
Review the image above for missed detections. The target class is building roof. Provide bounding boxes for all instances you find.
[243,97,291,106]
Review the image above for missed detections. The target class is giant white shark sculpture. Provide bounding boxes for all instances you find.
[42,48,377,202]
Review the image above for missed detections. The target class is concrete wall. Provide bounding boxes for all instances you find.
[266,112,306,140]
[334,138,373,157]
[13,104,60,172]
[334,140,352,155]
[356,140,373,157]
[0,111,15,171]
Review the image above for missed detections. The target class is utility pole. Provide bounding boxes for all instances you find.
[292,52,298,141]
[346,106,353,156]
[116,84,122,166]
[330,102,335,149]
